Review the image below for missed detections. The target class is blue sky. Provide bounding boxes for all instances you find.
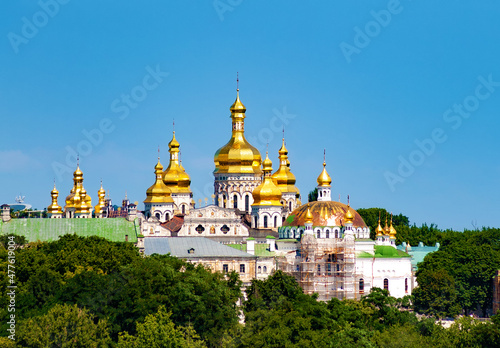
[1,0,499,231]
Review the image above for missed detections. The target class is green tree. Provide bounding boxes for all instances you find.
[118,305,207,348]
[413,268,460,318]
[308,188,318,202]
[16,303,111,348]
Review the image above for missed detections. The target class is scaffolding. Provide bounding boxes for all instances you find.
[277,234,360,302]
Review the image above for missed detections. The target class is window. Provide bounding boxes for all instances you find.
[254,216,258,227]
[405,278,408,293]
[326,263,332,275]
[263,266,267,273]
[165,213,170,221]
[317,264,321,275]
[240,264,245,273]
[223,264,228,273]
[326,231,330,238]
[274,216,277,227]
[359,279,364,293]
[195,225,205,234]
[317,231,321,238]
[258,266,262,273]
[155,213,160,220]
[221,225,230,234]
[233,195,238,209]
[264,216,268,228]
[288,201,292,211]
[181,205,185,215]
[245,195,249,212]
[384,278,389,291]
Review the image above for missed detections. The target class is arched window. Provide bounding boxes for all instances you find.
[317,231,321,238]
[258,266,262,274]
[233,195,238,209]
[263,266,267,273]
[288,201,292,211]
[359,278,364,293]
[165,213,170,221]
[245,195,249,213]
[264,215,268,228]
[155,213,160,220]
[405,278,408,293]
[254,216,258,228]
[326,230,330,238]
[384,278,389,291]
[274,215,277,227]
[181,205,185,215]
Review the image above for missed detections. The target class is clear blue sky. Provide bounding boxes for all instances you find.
[1,1,499,231]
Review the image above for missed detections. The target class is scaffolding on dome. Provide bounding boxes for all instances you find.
[277,234,363,301]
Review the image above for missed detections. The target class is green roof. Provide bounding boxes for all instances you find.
[0,218,138,243]
[227,243,276,257]
[357,246,411,259]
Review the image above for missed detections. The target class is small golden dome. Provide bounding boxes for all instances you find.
[389,214,397,238]
[384,215,390,235]
[145,158,174,204]
[262,152,273,172]
[317,161,332,187]
[304,206,313,224]
[214,90,262,175]
[252,153,282,206]
[47,183,63,214]
[64,165,91,212]
[272,138,300,195]
[94,182,107,214]
[230,90,246,112]
[163,132,192,194]
[344,207,354,224]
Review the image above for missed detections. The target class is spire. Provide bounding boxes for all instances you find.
[344,195,354,224]
[384,214,390,235]
[304,205,313,224]
[145,155,174,204]
[272,133,299,195]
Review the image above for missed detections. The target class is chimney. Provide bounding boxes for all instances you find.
[246,238,255,255]
[266,235,276,252]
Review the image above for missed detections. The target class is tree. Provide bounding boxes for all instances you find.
[16,303,111,347]
[413,268,460,318]
[118,306,207,348]
[308,188,318,202]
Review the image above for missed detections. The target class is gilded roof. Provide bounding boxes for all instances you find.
[214,91,262,174]
[284,201,367,227]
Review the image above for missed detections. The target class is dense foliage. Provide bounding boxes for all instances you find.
[2,221,500,347]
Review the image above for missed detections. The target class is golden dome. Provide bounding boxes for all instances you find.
[252,152,282,206]
[65,165,91,211]
[271,138,300,195]
[384,215,390,235]
[284,201,367,227]
[94,182,107,214]
[304,205,313,224]
[145,158,174,204]
[389,214,397,239]
[47,183,63,214]
[344,206,354,224]
[163,132,192,194]
[317,161,332,187]
[214,90,262,175]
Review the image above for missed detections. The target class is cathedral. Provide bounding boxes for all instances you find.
[35,85,414,300]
